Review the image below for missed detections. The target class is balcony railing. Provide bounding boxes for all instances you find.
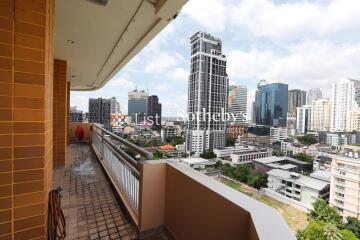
[90,123,152,224]
[67,122,296,239]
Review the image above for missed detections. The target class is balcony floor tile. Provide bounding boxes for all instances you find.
[54,143,138,240]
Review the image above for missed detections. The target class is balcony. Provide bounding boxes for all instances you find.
[0,1,295,238]
[58,123,295,239]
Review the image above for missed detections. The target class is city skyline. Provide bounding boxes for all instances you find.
[71,0,360,117]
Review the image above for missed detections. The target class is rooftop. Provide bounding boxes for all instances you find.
[267,169,329,191]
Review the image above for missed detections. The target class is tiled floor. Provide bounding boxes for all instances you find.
[54,143,138,240]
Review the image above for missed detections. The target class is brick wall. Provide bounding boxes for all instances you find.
[0,0,54,239]
[53,59,67,166]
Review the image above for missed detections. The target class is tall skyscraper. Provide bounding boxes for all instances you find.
[69,106,83,122]
[288,89,306,116]
[89,97,111,129]
[331,79,357,131]
[346,110,360,132]
[255,80,288,127]
[349,78,360,107]
[296,105,311,134]
[251,101,256,123]
[147,95,162,129]
[186,32,228,155]
[110,97,121,114]
[307,88,322,105]
[228,85,247,124]
[128,90,148,123]
[310,98,331,131]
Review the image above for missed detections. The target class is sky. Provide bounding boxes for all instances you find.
[71,0,360,117]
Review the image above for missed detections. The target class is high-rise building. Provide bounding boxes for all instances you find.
[255,80,288,127]
[288,89,306,116]
[331,79,358,131]
[110,97,121,114]
[329,153,360,220]
[270,127,288,143]
[346,110,360,132]
[69,106,83,122]
[252,101,256,123]
[307,88,322,105]
[128,90,148,123]
[147,95,162,129]
[89,98,111,129]
[228,85,247,124]
[186,32,228,156]
[350,78,360,107]
[296,105,311,134]
[310,98,331,131]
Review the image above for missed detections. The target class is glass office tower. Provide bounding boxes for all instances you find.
[255,81,288,127]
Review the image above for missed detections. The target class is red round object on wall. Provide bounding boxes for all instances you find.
[75,126,84,140]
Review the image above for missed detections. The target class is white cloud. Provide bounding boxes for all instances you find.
[230,0,360,42]
[182,0,228,32]
[171,67,188,81]
[107,75,135,89]
[227,40,360,95]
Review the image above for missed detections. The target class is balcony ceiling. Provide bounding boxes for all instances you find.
[55,0,187,91]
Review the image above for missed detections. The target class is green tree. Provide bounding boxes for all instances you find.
[152,150,163,160]
[324,223,343,240]
[166,136,185,146]
[200,149,216,159]
[293,152,314,162]
[309,199,342,226]
[343,217,360,238]
[220,163,235,178]
[214,160,223,169]
[226,137,236,146]
[301,220,326,240]
[340,230,357,240]
[297,134,318,145]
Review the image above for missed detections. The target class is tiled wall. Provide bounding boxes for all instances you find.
[0,0,54,239]
[53,59,67,166]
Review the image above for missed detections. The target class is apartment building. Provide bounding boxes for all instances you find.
[186,32,228,155]
[228,85,248,124]
[296,105,311,134]
[331,78,358,131]
[231,148,273,165]
[270,127,288,143]
[310,98,331,131]
[346,110,360,131]
[161,125,181,140]
[89,97,111,129]
[267,170,330,209]
[330,154,360,220]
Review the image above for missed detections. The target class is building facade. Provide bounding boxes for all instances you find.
[69,106,83,122]
[310,98,331,131]
[330,154,360,220]
[331,79,357,131]
[296,105,311,134]
[231,148,273,165]
[270,127,288,143]
[128,90,148,123]
[110,97,121,114]
[346,110,360,132]
[147,95,162,129]
[255,80,288,127]
[288,89,306,116]
[89,98,111,129]
[186,32,229,155]
[161,125,181,140]
[307,88,323,105]
[228,85,247,124]
[267,169,330,209]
